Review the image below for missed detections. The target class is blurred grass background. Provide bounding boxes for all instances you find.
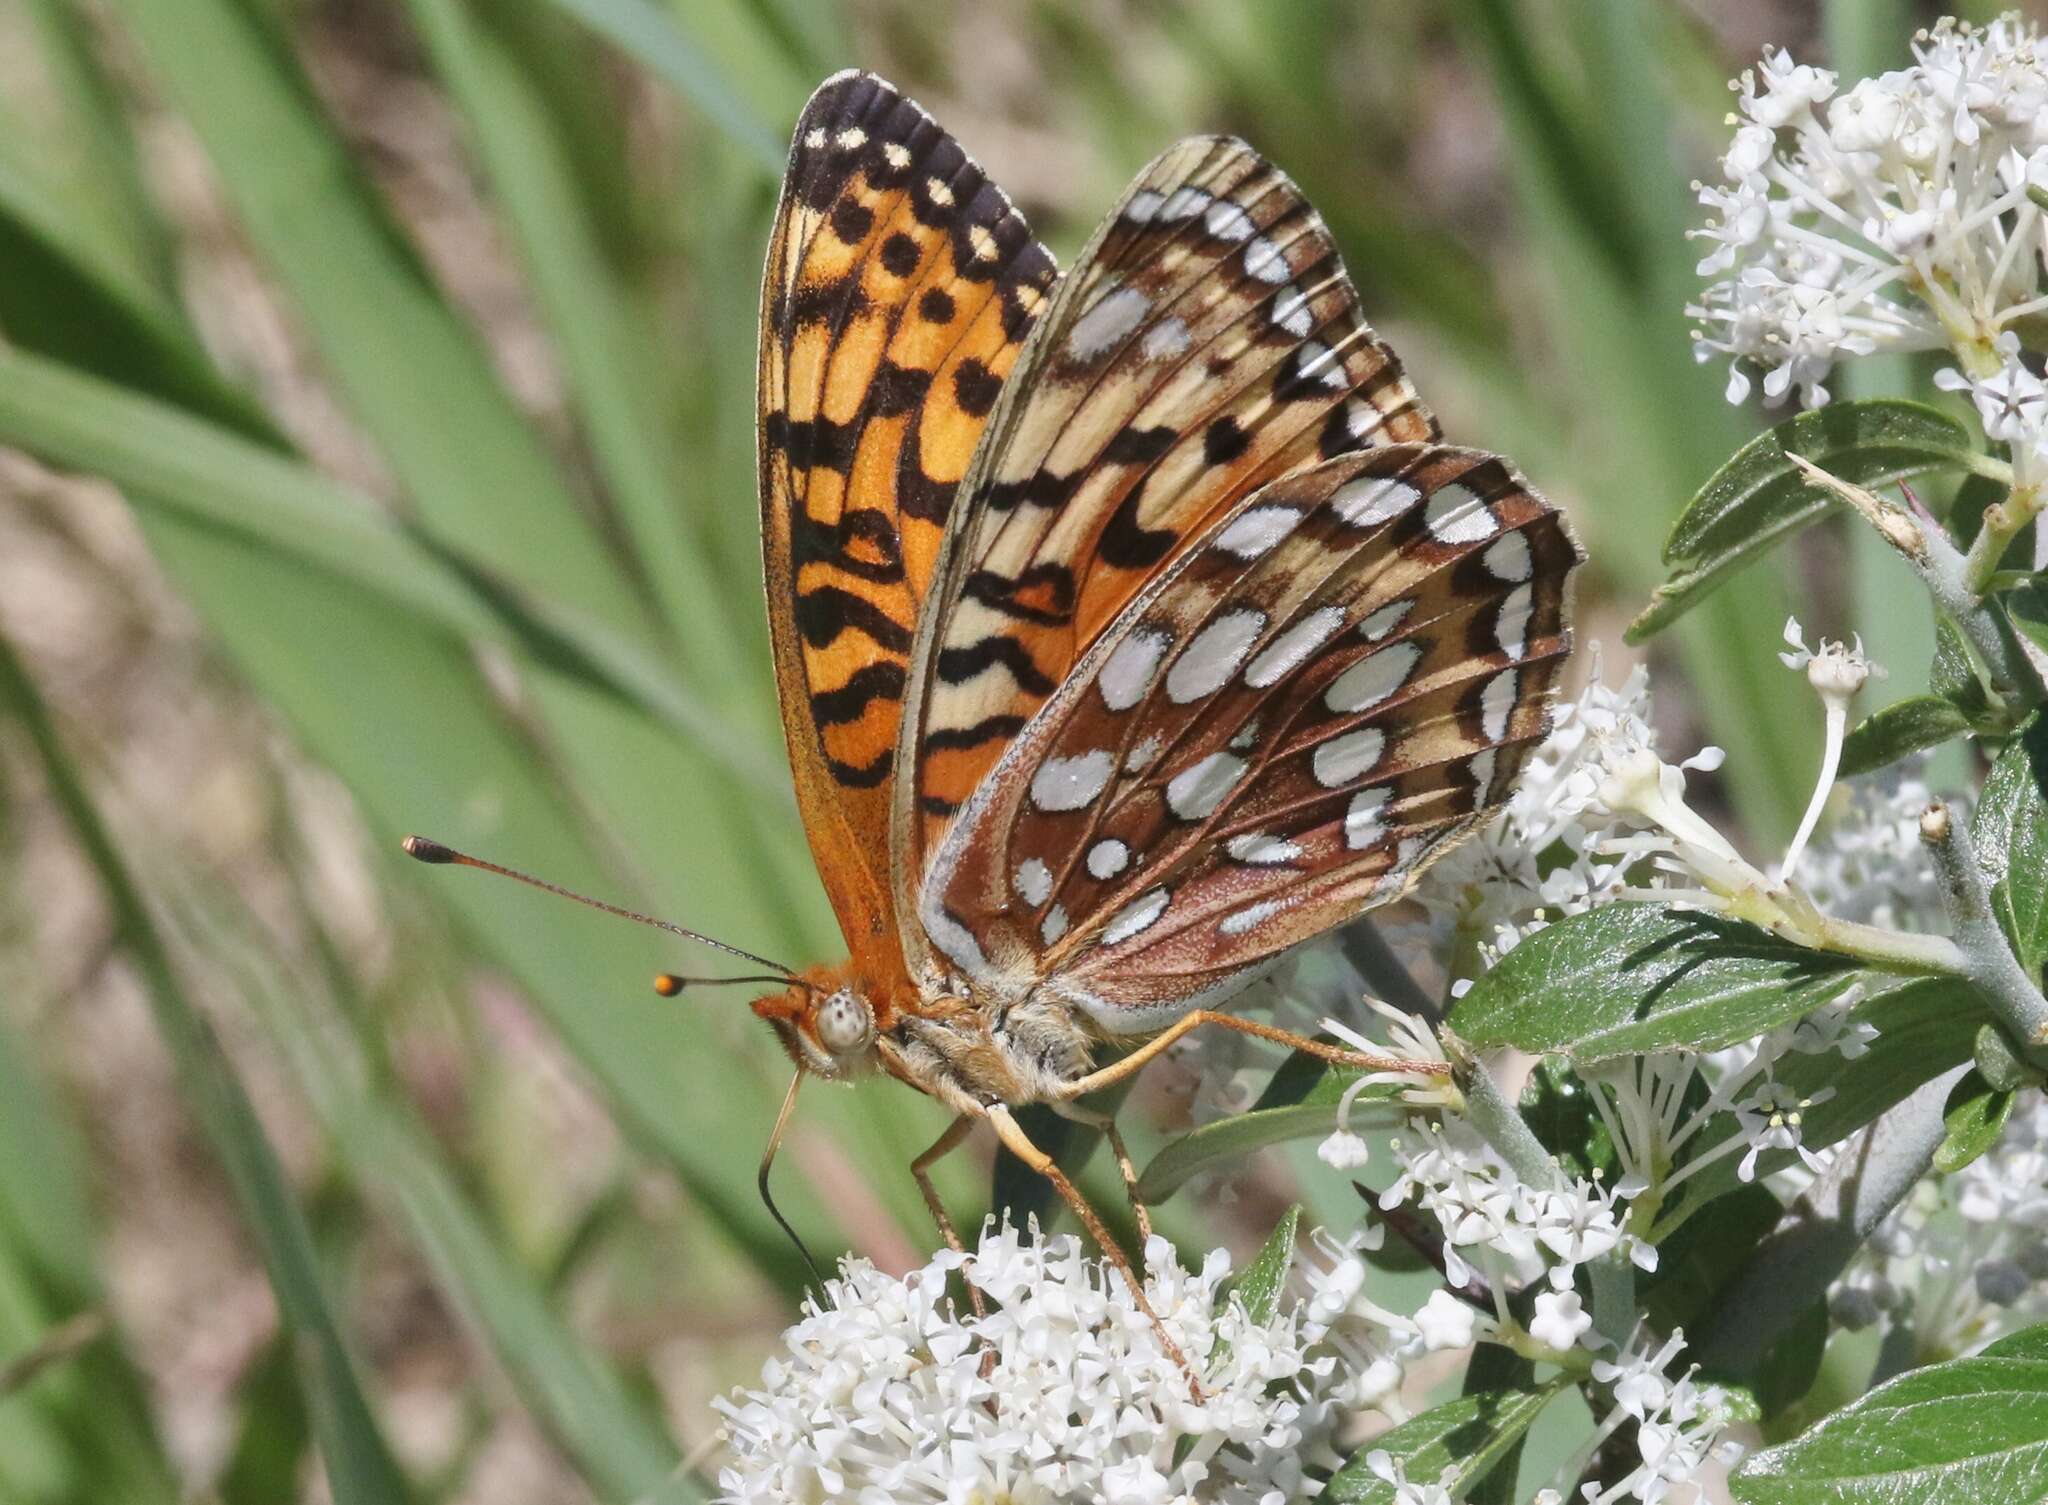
[0,0,2002,1498]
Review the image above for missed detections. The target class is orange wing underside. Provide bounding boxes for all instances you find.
[904,137,1437,868]
[759,73,1056,974]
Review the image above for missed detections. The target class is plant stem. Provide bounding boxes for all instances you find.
[1959,485,2041,599]
[1920,802,2048,1053]
[1448,1033,1559,1190]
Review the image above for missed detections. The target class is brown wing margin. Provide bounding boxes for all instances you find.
[759,71,1058,968]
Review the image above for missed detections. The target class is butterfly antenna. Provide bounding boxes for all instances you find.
[761,1070,827,1290]
[401,835,802,980]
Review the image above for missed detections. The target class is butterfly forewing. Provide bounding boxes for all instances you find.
[897,137,1437,896]
[761,71,1057,966]
[915,445,1580,1020]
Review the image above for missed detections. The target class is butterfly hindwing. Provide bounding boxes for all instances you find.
[915,446,1580,1021]
[899,136,1438,898]
[761,71,1057,965]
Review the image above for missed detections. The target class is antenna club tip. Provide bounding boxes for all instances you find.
[653,973,684,997]
[402,835,458,864]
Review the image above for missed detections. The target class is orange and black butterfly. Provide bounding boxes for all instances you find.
[413,70,1578,1355]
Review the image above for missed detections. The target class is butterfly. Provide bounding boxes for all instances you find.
[409,68,1578,1371]
[751,68,1577,1315]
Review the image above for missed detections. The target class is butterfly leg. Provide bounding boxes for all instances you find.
[911,1112,988,1320]
[1055,1010,1440,1100]
[984,1103,1204,1397]
[1046,1100,1153,1245]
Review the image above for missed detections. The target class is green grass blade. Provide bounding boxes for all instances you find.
[537,0,783,169]
[0,345,776,794]
[187,899,698,1503]
[105,0,657,644]
[0,632,414,1505]
[405,0,743,666]
[0,971,180,1503]
[1448,0,1817,838]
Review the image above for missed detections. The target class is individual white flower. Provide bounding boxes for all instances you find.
[1692,15,2048,409]
[1732,1077,1836,1181]
[1319,1130,1372,1170]
[1777,618,1886,880]
[1934,331,2048,563]
[1412,1289,1479,1352]
[715,1225,1348,1504]
[1531,1288,1596,1351]
[1531,1179,1658,1285]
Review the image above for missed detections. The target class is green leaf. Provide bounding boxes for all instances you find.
[1642,1181,1783,1334]
[1731,1322,2048,1504]
[1839,695,1976,778]
[404,0,745,667]
[1136,1076,1403,1204]
[1450,905,1867,1063]
[2006,574,2048,661]
[1325,1383,1564,1502]
[1932,617,2001,726]
[1934,1069,2015,1174]
[1629,401,1975,641]
[0,632,412,1505]
[1227,1206,1300,1326]
[1753,1300,1829,1421]
[1972,714,2048,975]
[1973,1022,2038,1092]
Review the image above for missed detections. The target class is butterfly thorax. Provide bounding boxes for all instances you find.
[755,958,1097,1108]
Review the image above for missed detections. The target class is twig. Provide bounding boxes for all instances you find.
[1446,1031,1560,1191]
[1788,454,2030,700]
[1920,802,2048,1052]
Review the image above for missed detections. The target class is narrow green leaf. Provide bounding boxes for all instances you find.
[0,632,412,1505]
[1731,1323,2048,1504]
[107,0,656,643]
[1229,1206,1300,1326]
[1136,1078,1402,1204]
[1642,1182,1783,1334]
[537,0,782,168]
[1973,1021,2037,1092]
[1972,714,2048,975]
[2006,574,2048,661]
[1629,401,1975,641]
[405,0,743,666]
[1450,905,1868,1063]
[0,345,774,792]
[1934,1069,2015,1174]
[1325,1383,1564,1503]
[1839,695,1976,778]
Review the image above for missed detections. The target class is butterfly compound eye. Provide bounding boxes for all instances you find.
[813,989,874,1055]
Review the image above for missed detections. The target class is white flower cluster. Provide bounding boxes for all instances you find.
[1413,654,1690,975]
[1577,1331,1744,1504]
[717,1225,1355,1504]
[1375,1118,1655,1335]
[1831,1089,2048,1351]
[1690,14,2048,410]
